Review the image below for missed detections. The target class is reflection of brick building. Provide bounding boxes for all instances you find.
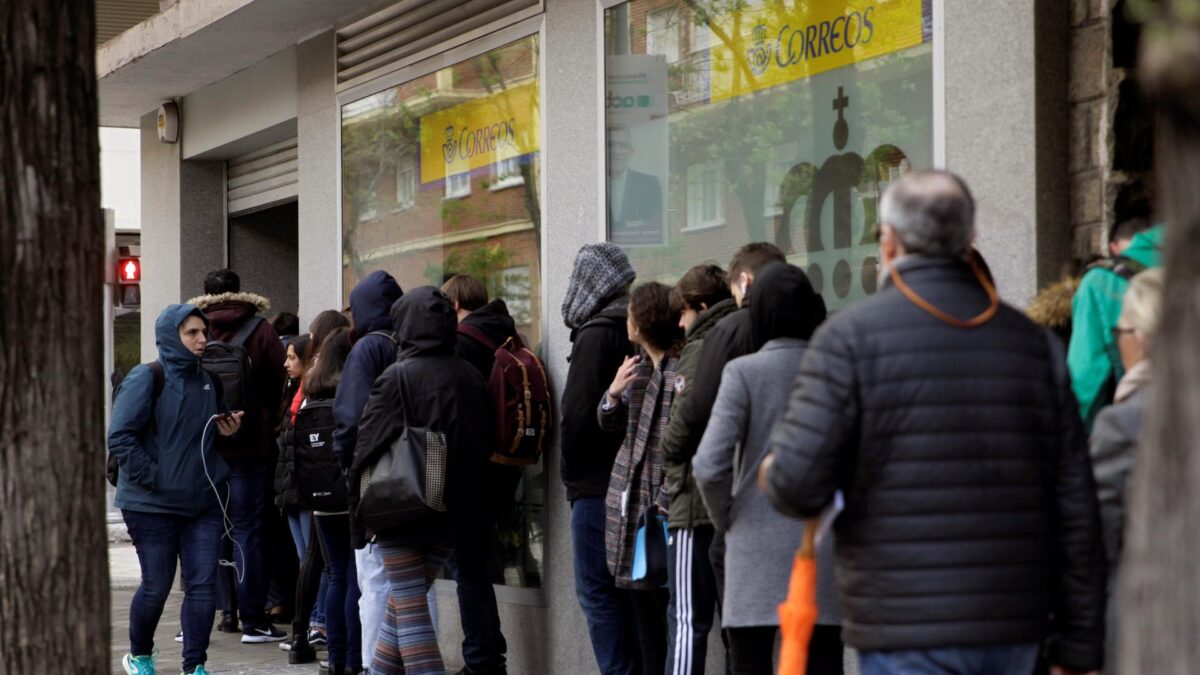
[342,41,543,345]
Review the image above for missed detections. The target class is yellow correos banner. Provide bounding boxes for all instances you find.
[420,82,539,185]
[708,0,924,102]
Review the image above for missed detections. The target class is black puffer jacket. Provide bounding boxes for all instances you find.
[560,298,635,502]
[764,257,1106,671]
[352,287,492,544]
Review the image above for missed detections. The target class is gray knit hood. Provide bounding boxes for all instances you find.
[561,243,636,330]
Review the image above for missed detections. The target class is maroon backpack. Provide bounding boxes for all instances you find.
[457,324,552,466]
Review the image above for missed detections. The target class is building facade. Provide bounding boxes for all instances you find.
[98,0,1111,672]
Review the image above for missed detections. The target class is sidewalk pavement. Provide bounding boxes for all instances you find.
[110,543,317,675]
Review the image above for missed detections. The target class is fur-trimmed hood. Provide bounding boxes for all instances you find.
[1026,276,1078,329]
[186,291,271,314]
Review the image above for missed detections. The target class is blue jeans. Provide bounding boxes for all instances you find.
[123,508,223,673]
[288,509,328,628]
[859,643,1040,675]
[317,514,363,669]
[572,496,642,675]
[228,459,269,632]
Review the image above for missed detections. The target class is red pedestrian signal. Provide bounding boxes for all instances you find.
[118,257,141,283]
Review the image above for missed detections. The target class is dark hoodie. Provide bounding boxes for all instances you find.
[332,271,403,468]
[352,287,492,542]
[187,290,286,461]
[560,297,635,501]
[109,304,229,516]
[456,299,520,379]
[749,263,825,350]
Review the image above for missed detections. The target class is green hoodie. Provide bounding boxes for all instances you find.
[1067,225,1163,430]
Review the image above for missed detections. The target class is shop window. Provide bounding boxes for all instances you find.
[605,0,935,310]
[341,34,544,589]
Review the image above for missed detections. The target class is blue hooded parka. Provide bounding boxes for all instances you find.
[108,304,230,516]
[332,271,403,468]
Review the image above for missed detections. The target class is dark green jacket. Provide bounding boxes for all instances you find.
[662,298,738,529]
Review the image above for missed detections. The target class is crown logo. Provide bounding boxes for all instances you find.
[442,125,457,164]
[747,24,771,75]
[752,24,768,42]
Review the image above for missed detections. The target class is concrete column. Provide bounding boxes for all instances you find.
[297,31,344,328]
[543,0,605,671]
[943,0,1069,306]
[139,111,226,361]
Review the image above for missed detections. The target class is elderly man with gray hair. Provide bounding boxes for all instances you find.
[761,170,1107,675]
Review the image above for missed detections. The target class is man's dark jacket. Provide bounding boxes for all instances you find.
[332,271,403,469]
[659,304,753,472]
[189,291,286,462]
[764,257,1106,671]
[352,287,492,543]
[559,298,634,501]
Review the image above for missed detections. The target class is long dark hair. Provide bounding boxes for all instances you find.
[303,327,353,400]
[278,333,313,424]
[308,310,351,362]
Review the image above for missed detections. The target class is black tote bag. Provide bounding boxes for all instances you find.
[355,368,448,533]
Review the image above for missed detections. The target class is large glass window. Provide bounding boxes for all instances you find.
[605,0,934,309]
[341,34,544,588]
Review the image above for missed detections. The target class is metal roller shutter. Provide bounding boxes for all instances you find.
[226,138,299,216]
[336,0,542,91]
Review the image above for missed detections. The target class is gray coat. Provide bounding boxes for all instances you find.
[1089,388,1145,585]
[692,337,840,628]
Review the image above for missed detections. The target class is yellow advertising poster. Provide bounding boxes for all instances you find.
[420,82,540,185]
[708,0,925,102]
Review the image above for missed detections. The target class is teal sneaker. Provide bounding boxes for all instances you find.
[122,653,156,675]
[183,666,209,675]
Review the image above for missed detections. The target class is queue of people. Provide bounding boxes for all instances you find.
[110,168,1162,675]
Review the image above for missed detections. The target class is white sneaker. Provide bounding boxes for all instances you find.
[174,630,183,643]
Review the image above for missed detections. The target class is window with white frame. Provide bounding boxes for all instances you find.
[685,161,724,230]
[497,266,533,325]
[490,156,525,190]
[445,171,471,199]
[763,151,798,217]
[395,155,416,210]
[646,8,681,63]
[690,19,711,53]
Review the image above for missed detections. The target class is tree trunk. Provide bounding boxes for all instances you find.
[1117,7,1200,672]
[0,0,108,671]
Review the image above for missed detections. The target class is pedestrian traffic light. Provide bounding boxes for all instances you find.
[116,255,141,307]
[118,256,141,283]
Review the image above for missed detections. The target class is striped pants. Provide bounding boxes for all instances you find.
[372,539,453,675]
[666,525,720,675]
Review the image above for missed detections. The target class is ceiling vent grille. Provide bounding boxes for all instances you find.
[336,0,541,92]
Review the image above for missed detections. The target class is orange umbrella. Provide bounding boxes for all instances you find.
[777,519,819,675]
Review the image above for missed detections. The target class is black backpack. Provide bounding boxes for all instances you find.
[202,316,264,419]
[282,398,347,512]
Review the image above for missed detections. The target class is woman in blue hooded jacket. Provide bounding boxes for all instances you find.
[108,304,243,675]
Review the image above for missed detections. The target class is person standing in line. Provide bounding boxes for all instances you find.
[110,304,244,675]
[559,243,640,675]
[599,282,683,675]
[332,270,405,668]
[353,287,493,675]
[1090,268,1163,670]
[658,264,736,675]
[1068,217,1162,430]
[692,263,841,675]
[442,273,522,675]
[189,268,289,644]
[658,243,785,619]
[762,170,1106,675]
